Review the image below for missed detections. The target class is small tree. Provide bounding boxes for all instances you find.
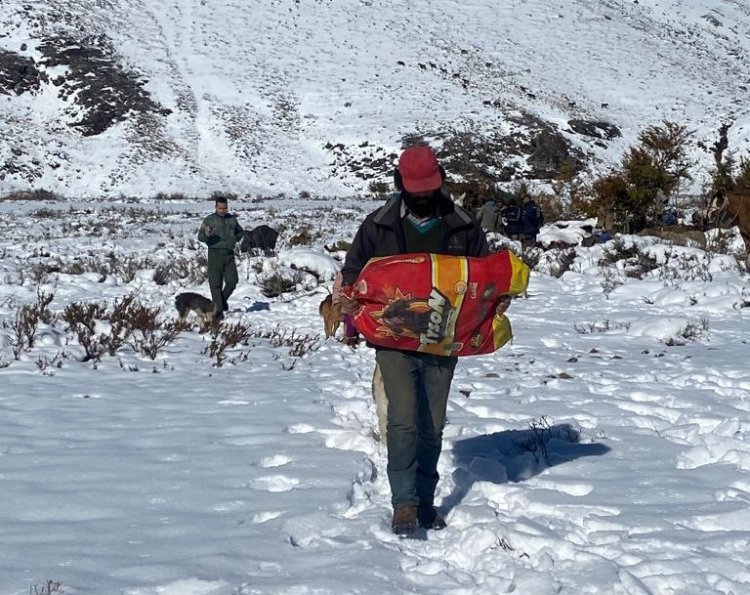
[588,121,693,233]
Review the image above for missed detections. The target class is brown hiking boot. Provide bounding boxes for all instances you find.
[391,505,418,535]
[417,505,447,530]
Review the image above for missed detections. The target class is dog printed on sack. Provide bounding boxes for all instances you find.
[175,292,216,325]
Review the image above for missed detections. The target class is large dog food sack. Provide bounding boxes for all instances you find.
[346,251,529,357]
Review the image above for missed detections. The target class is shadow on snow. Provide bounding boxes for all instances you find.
[442,423,610,514]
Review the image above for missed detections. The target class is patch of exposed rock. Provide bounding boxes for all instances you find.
[568,119,622,141]
[37,34,166,136]
[0,50,46,95]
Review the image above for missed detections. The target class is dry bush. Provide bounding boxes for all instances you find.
[2,287,56,358]
[705,228,734,254]
[155,192,188,201]
[573,320,631,334]
[0,189,61,201]
[153,264,171,286]
[211,190,238,202]
[534,191,565,223]
[251,324,321,357]
[519,246,542,271]
[259,272,299,298]
[62,301,108,362]
[657,250,713,284]
[31,207,64,219]
[35,351,67,375]
[110,296,187,359]
[447,178,494,213]
[665,317,710,346]
[548,248,577,278]
[585,121,693,232]
[368,180,390,198]
[289,226,318,247]
[202,320,252,367]
[599,239,659,279]
[516,416,580,464]
[30,580,63,595]
[63,295,187,361]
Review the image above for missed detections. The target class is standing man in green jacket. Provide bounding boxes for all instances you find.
[198,195,244,320]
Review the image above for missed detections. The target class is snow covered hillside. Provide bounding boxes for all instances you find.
[2,0,750,197]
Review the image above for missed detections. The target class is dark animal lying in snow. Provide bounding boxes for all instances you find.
[240,225,279,254]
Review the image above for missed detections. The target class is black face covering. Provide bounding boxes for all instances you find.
[402,190,440,218]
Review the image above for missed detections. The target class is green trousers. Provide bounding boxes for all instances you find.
[375,349,457,508]
[207,250,238,313]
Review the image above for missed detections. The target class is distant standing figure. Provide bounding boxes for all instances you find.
[476,198,503,234]
[198,195,244,320]
[520,192,544,247]
[501,195,523,241]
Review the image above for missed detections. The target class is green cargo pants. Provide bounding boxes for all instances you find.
[375,348,457,508]
[207,249,238,314]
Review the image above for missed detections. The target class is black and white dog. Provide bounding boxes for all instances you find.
[174,292,215,324]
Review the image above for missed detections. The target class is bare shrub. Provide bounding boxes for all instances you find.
[153,264,170,285]
[0,189,60,201]
[368,180,390,198]
[252,324,321,357]
[155,192,188,201]
[548,248,576,278]
[599,239,659,279]
[520,246,542,271]
[62,302,108,362]
[2,287,56,358]
[665,317,710,346]
[259,272,298,298]
[63,295,187,361]
[658,250,713,284]
[704,228,734,255]
[35,351,66,375]
[30,579,63,594]
[115,299,186,360]
[573,320,631,334]
[111,256,150,283]
[515,416,580,464]
[600,269,623,297]
[202,320,252,367]
[152,255,207,285]
[133,318,187,360]
[31,207,63,219]
[289,226,317,247]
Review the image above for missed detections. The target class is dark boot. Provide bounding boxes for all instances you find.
[417,505,446,530]
[391,505,417,535]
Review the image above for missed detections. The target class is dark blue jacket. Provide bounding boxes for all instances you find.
[521,200,544,236]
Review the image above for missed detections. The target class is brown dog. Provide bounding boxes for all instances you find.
[318,293,342,339]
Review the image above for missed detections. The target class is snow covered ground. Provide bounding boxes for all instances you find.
[1,197,749,594]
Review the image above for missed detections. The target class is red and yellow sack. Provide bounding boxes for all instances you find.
[346,251,529,357]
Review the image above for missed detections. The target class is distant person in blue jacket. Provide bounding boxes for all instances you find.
[500,195,523,241]
[520,191,544,247]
